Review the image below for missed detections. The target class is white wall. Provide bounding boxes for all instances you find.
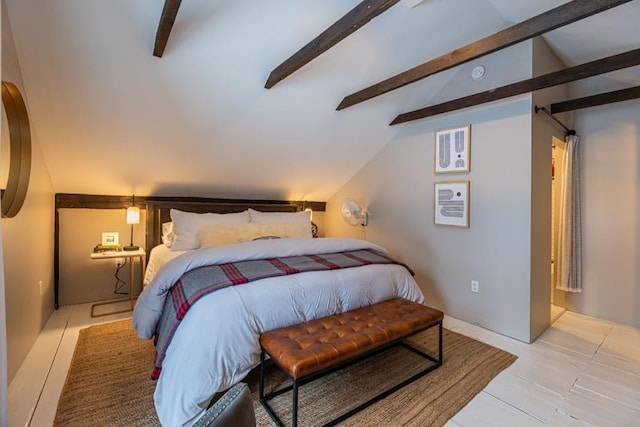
[326,96,537,342]
[563,101,640,328]
[324,39,577,343]
[0,225,6,427]
[326,34,640,338]
[530,37,568,339]
[324,41,545,342]
[2,0,55,383]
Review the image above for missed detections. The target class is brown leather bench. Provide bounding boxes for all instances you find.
[258,298,444,427]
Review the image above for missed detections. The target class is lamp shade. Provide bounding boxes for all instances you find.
[126,206,140,225]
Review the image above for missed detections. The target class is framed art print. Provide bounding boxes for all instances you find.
[101,231,120,246]
[435,125,470,173]
[434,181,469,228]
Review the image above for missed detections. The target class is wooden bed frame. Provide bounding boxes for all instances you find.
[53,193,323,308]
[145,198,301,255]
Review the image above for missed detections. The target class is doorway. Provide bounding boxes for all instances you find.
[551,136,567,321]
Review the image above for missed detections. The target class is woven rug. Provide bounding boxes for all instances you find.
[54,318,516,426]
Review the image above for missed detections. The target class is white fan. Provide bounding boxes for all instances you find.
[340,198,368,226]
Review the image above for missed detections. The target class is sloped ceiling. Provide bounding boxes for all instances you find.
[488,0,640,88]
[489,0,640,65]
[4,0,639,200]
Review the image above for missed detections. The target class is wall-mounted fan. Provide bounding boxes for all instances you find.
[340,198,368,226]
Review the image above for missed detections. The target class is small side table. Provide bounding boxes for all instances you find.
[89,248,146,317]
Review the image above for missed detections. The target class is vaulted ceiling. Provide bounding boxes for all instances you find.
[4,0,639,201]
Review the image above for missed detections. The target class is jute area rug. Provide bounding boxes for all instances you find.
[54,319,516,426]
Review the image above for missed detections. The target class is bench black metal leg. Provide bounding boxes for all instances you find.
[438,321,443,363]
[292,381,298,427]
[259,349,266,401]
[260,320,444,427]
[259,348,286,427]
[325,322,443,427]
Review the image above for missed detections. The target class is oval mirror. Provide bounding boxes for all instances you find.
[1,101,9,191]
[1,81,31,218]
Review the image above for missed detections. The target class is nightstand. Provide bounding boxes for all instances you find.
[89,248,146,317]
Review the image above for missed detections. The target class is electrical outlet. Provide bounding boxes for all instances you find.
[115,257,126,268]
[39,280,44,296]
[471,280,479,293]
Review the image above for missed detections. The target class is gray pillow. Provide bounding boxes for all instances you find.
[193,383,256,427]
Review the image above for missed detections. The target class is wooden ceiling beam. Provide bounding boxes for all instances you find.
[265,0,400,89]
[550,86,640,113]
[153,0,183,57]
[337,0,633,110]
[390,48,640,125]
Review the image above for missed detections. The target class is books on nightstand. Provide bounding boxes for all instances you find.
[93,244,123,253]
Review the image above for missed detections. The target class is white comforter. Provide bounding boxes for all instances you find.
[133,237,424,426]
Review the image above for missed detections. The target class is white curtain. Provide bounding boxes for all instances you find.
[556,134,582,292]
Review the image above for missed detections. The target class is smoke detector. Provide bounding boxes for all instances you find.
[471,65,486,81]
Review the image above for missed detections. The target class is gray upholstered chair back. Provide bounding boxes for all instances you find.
[193,383,256,427]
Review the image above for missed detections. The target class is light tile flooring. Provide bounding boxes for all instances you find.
[8,303,640,427]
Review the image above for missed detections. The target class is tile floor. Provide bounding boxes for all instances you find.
[7,303,640,427]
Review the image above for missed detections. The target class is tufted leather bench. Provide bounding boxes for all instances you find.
[258,298,444,427]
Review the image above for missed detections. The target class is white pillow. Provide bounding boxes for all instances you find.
[253,222,311,239]
[170,209,250,251]
[199,222,311,248]
[248,208,311,225]
[161,222,175,248]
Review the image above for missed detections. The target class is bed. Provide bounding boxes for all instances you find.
[133,199,424,426]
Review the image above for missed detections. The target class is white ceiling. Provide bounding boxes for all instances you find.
[4,0,639,201]
[488,0,640,66]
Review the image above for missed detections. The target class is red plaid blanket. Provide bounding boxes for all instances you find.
[151,248,412,379]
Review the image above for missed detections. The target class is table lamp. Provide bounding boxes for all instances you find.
[123,197,140,251]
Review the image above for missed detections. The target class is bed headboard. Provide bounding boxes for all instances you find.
[145,197,301,255]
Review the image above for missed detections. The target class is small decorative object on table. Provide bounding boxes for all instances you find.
[93,244,122,253]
